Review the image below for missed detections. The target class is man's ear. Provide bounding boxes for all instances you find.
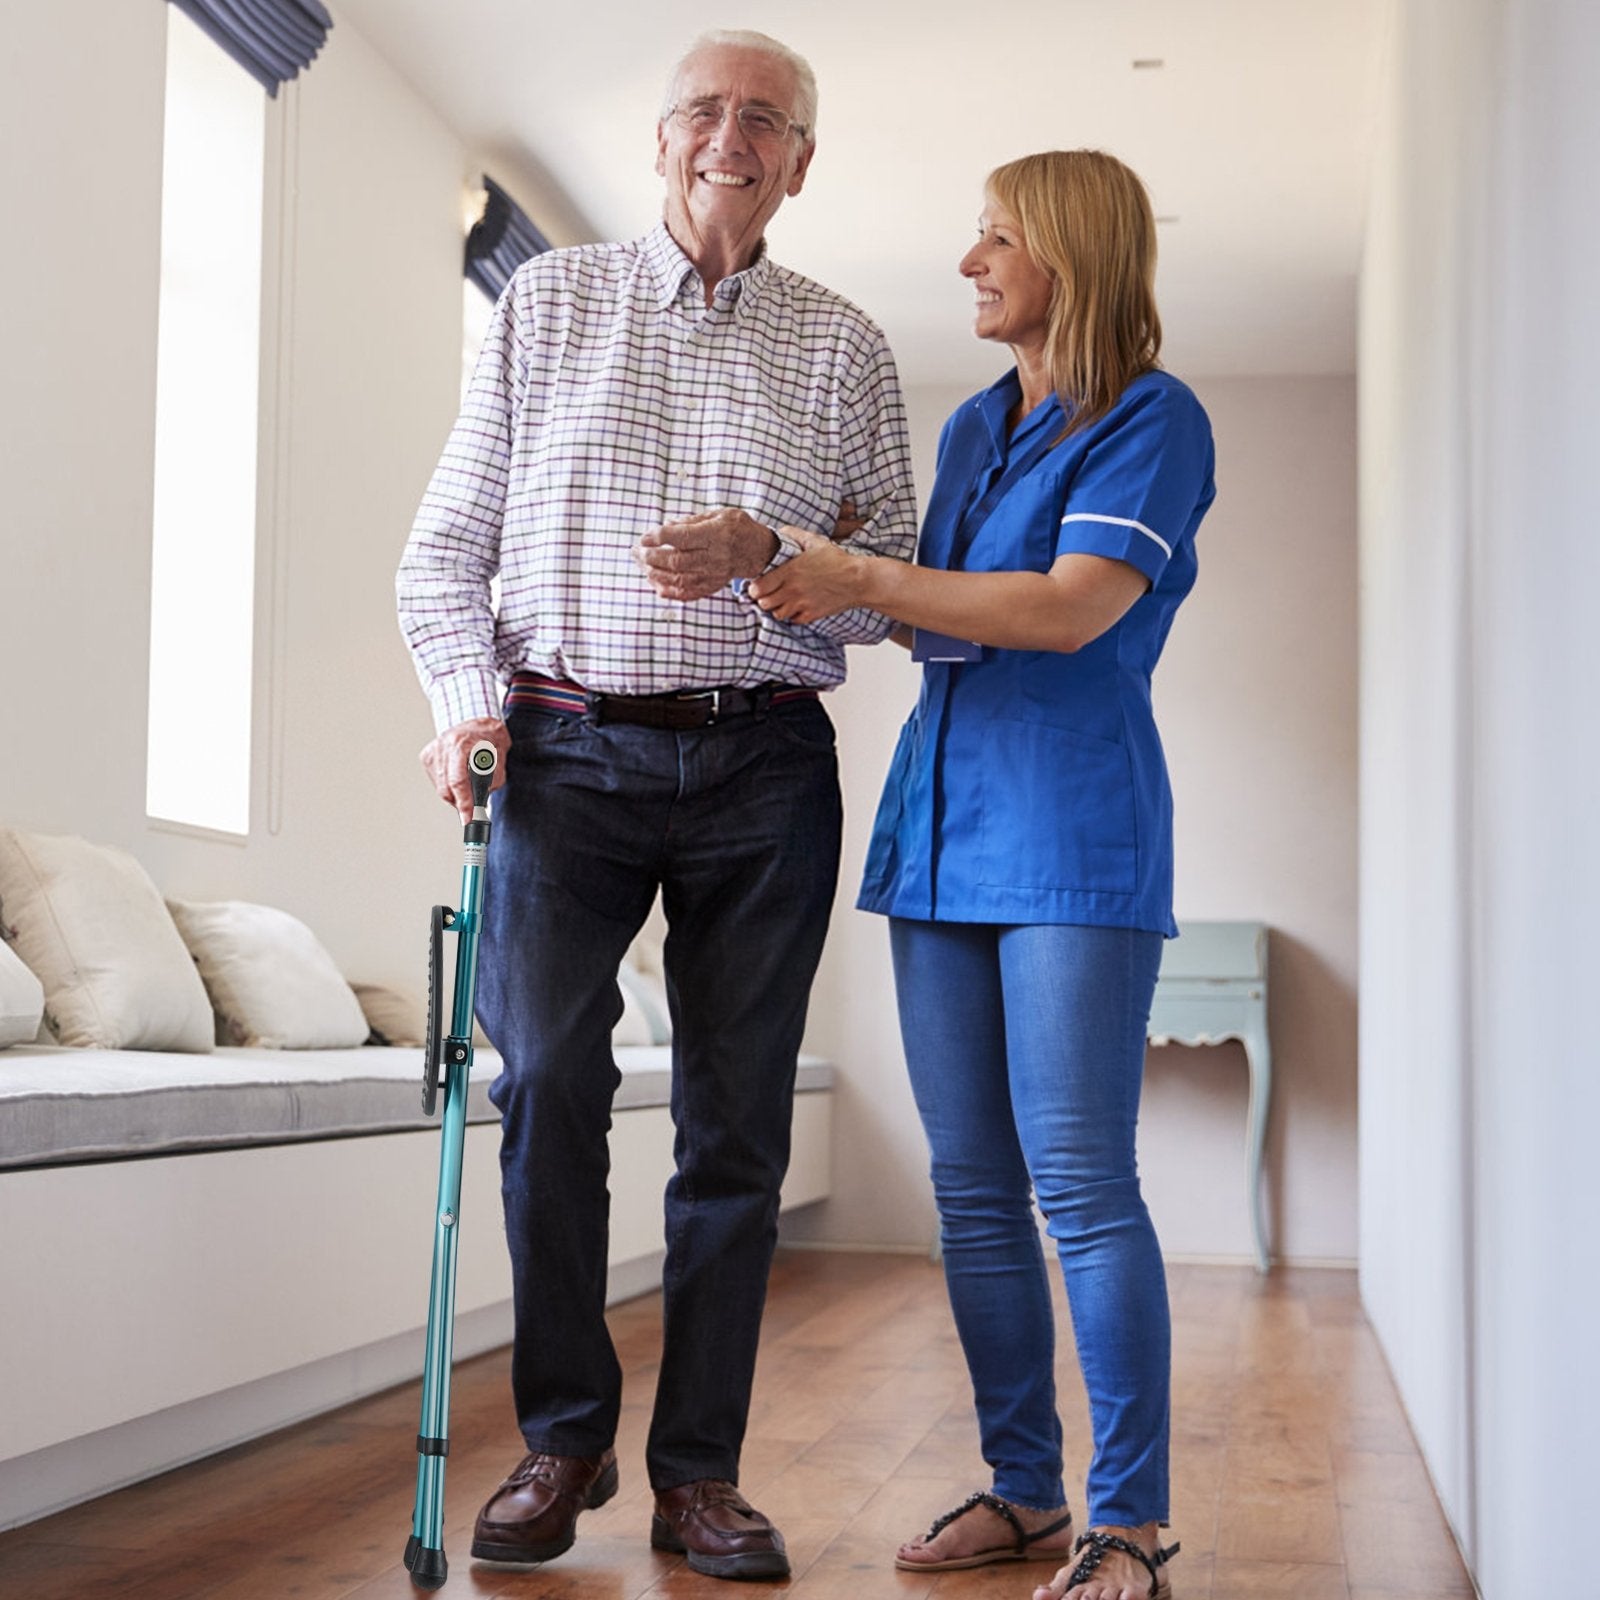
[786,141,816,198]
[655,122,668,179]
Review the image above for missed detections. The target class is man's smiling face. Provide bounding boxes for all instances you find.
[656,44,813,268]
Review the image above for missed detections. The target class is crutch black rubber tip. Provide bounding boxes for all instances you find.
[403,1533,419,1570]
[408,1545,447,1588]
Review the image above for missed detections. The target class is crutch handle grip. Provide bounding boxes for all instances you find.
[467,741,497,818]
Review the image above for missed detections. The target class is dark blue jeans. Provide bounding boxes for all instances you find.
[890,919,1170,1526]
[476,696,842,1491]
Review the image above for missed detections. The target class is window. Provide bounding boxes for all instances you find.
[146,7,266,835]
[462,274,493,400]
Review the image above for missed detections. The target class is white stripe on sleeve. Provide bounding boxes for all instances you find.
[1059,512,1172,560]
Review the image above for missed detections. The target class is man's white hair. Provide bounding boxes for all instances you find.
[661,29,818,141]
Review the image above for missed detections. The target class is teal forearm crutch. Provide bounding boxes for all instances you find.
[403,739,498,1590]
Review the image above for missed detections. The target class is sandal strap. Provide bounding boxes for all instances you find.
[1066,1531,1179,1598]
[1022,1506,1076,1547]
[925,1490,1024,1549]
[924,1489,1070,1555]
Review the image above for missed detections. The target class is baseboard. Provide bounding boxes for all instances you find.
[0,1251,676,1534]
[1162,1250,1359,1270]
[781,1238,1360,1272]
[0,1299,509,1533]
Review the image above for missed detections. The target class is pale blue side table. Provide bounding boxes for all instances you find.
[1148,921,1273,1272]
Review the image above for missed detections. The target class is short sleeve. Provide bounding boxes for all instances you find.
[1054,379,1214,586]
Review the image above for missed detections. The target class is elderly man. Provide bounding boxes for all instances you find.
[397,29,915,1582]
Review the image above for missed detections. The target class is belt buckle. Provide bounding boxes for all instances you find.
[675,688,719,725]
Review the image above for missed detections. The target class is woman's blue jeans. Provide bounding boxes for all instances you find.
[890,918,1170,1526]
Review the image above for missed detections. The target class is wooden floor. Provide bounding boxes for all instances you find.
[0,1251,1475,1599]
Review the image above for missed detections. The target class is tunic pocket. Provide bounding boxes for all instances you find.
[975,719,1138,895]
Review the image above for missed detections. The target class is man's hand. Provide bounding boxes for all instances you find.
[420,716,511,822]
[830,499,867,541]
[633,509,779,601]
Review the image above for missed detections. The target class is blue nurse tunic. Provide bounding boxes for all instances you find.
[857,367,1216,935]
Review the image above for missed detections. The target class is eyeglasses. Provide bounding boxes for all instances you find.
[667,99,808,141]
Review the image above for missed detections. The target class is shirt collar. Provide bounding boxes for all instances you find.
[641,220,773,313]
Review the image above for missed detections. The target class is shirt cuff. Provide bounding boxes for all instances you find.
[431,667,504,733]
[731,526,801,601]
[765,527,805,570]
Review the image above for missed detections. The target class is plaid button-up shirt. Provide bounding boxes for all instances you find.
[398,223,917,732]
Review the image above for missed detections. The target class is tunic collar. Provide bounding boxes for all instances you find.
[974,368,1065,461]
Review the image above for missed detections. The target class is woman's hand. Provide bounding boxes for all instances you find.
[749,536,869,624]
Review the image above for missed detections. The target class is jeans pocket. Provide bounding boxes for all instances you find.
[763,699,837,755]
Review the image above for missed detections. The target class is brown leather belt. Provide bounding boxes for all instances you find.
[506,672,818,731]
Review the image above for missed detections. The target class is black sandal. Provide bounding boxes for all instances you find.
[894,1488,1075,1572]
[1061,1529,1180,1599]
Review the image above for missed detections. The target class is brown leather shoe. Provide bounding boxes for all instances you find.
[470,1447,618,1564]
[651,1479,790,1580]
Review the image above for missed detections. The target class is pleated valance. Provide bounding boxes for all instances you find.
[167,0,333,96]
[465,176,553,300]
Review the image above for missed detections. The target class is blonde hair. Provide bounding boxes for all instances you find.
[986,150,1162,437]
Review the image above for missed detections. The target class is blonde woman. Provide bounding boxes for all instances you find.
[751,151,1214,1600]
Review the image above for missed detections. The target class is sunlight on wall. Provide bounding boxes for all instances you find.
[146,8,263,835]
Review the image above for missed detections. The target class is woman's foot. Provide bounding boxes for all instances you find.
[1033,1523,1176,1600]
[895,1489,1074,1571]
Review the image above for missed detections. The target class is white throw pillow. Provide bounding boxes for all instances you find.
[620,934,672,1043]
[0,937,45,1048]
[350,981,424,1047]
[0,827,214,1051]
[612,969,656,1047]
[167,900,370,1050]
[350,977,655,1049]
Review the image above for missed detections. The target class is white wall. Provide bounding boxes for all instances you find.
[0,4,471,1000]
[1359,1,1600,1590]
[1,4,1356,1274]
[793,372,1359,1265]
[0,5,166,833]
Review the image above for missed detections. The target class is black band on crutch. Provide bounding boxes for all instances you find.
[422,905,451,1117]
[403,739,498,1590]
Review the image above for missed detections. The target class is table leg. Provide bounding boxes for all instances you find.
[1240,1020,1272,1272]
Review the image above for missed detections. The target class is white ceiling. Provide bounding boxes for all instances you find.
[331,0,1391,388]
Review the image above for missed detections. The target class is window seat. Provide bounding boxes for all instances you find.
[0,1041,833,1530]
[0,1041,833,1170]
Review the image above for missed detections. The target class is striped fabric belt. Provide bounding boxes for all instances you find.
[505,672,818,731]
